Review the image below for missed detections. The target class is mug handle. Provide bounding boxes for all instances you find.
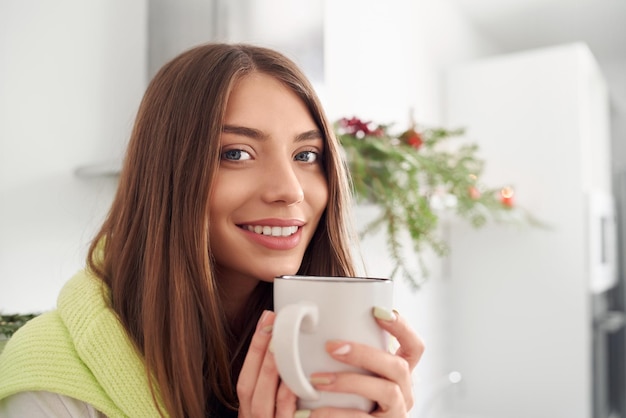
[272,301,320,400]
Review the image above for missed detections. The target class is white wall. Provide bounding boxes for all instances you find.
[0,0,147,312]
[323,0,499,125]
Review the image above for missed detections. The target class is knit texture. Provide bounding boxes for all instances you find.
[0,269,167,417]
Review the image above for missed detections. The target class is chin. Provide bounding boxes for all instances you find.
[259,267,301,282]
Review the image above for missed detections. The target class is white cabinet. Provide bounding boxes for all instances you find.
[443,43,612,418]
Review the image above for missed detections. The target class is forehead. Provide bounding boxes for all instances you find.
[227,72,296,107]
[223,72,318,134]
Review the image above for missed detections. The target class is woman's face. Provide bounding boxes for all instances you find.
[209,72,328,284]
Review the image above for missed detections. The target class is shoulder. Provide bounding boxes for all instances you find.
[0,391,106,417]
[0,289,114,415]
[0,311,70,377]
[0,311,90,401]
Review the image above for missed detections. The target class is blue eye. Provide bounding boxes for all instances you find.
[222,149,251,161]
[295,150,319,163]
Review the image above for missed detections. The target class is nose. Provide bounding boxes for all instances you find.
[261,159,304,206]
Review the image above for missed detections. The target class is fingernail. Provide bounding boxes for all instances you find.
[257,311,273,334]
[330,343,351,356]
[310,374,335,385]
[268,340,274,353]
[257,310,271,330]
[294,410,311,418]
[373,306,397,322]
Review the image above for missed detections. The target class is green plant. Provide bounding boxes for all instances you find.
[335,116,540,288]
[0,313,38,338]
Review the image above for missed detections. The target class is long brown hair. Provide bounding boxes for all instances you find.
[87,43,357,417]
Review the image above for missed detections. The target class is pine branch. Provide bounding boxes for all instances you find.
[336,116,542,288]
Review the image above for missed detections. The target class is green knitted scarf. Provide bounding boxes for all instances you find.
[0,270,167,417]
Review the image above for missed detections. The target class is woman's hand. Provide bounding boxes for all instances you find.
[237,310,298,418]
[305,308,425,417]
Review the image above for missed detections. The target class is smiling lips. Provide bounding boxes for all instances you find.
[239,222,303,251]
[244,225,299,237]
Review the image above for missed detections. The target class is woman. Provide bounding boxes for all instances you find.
[0,43,423,417]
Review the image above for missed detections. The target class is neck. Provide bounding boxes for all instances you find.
[215,268,266,322]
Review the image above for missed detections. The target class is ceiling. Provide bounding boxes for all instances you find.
[448,0,626,113]
[449,0,626,67]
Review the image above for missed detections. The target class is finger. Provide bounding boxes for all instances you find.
[324,340,414,410]
[308,407,371,418]
[249,339,283,415]
[310,372,407,417]
[275,382,298,418]
[372,307,425,370]
[236,310,275,414]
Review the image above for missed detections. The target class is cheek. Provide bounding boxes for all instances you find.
[307,174,329,217]
[208,173,248,224]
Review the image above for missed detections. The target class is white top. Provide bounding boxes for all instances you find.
[0,391,105,418]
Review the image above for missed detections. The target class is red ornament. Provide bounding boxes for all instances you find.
[500,186,515,207]
[400,129,423,149]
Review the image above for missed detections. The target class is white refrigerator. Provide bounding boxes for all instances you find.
[442,43,616,418]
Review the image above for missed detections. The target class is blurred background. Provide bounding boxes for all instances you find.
[1,0,625,417]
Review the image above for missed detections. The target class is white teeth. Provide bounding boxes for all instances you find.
[245,225,299,237]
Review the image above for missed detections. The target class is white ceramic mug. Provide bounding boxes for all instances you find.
[272,275,393,411]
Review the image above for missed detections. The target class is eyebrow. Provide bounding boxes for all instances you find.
[222,124,323,142]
